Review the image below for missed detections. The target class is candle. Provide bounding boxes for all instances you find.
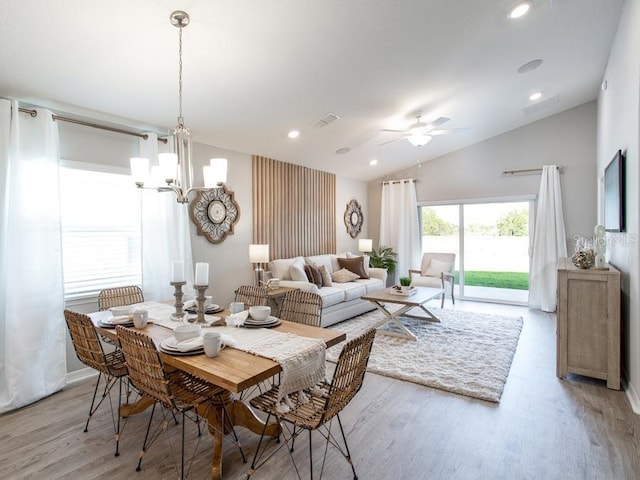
[171,261,185,282]
[195,262,209,286]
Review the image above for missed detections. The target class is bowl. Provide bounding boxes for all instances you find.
[173,324,201,342]
[249,306,271,321]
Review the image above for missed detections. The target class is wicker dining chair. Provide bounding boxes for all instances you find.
[279,290,323,327]
[234,285,268,308]
[115,326,246,479]
[98,285,144,311]
[64,310,130,457]
[247,327,377,480]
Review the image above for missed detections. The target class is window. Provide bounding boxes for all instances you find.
[59,162,141,300]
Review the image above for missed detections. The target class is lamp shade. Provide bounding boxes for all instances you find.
[159,152,178,180]
[208,158,228,185]
[358,238,373,253]
[407,134,432,147]
[249,244,269,263]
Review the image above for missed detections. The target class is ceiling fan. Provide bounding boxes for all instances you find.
[379,114,469,147]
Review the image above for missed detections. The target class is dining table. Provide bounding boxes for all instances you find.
[91,301,346,480]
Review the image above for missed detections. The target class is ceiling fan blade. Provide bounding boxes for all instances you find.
[429,127,471,135]
[379,128,406,133]
[377,135,406,146]
[424,117,450,129]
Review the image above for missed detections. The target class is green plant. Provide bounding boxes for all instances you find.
[369,245,398,274]
[399,276,412,286]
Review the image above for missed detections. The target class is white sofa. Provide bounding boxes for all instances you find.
[268,253,388,327]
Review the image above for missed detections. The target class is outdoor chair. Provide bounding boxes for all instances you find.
[408,252,456,308]
[247,327,377,479]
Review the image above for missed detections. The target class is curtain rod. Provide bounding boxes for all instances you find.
[502,166,562,175]
[18,107,168,144]
[382,178,416,185]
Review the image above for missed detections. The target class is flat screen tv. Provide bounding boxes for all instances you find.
[604,149,625,232]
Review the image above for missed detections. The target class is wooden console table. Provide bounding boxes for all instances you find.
[556,257,621,389]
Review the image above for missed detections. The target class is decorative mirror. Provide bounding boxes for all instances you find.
[190,185,240,244]
[344,199,363,238]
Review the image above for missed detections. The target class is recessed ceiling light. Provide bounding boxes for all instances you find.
[287,130,300,139]
[529,92,542,101]
[369,159,378,166]
[509,2,530,19]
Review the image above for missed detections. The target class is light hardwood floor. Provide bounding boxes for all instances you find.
[1,301,639,479]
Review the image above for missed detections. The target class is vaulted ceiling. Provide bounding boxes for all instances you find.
[0,0,624,181]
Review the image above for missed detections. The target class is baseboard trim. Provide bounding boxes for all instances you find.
[66,367,97,385]
[623,377,640,415]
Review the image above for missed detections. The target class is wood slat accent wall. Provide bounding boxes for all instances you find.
[252,156,336,260]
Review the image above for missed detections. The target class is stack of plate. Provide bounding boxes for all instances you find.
[243,316,281,329]
[158,337,204,356]
[184,303,224,314]
[98,315,134,328]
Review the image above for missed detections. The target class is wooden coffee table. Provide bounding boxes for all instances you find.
[361,286,444,341]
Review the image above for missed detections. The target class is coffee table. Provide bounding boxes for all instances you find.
[361,286,444,341]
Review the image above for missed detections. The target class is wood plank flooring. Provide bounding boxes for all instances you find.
[1,301,639,479]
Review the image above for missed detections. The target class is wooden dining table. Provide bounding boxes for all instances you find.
[95,307,345,479]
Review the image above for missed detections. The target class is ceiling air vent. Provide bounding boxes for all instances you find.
[522,95,559,116]
[311,112,341,128]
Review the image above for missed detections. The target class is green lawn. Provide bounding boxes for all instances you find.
[453,271,529,290]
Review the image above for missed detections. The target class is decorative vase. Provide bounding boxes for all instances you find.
[571,250,595,269]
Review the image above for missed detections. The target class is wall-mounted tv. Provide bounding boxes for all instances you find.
[604,149,625,232]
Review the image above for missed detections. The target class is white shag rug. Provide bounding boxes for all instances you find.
[326,307,523,403]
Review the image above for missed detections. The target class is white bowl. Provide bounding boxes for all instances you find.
[173,324,201,343]
[249,306,271,321]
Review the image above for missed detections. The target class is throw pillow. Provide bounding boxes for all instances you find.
[331,268,360,283]
[424,258,452,277]
[304,263,323,287]
[316,264,332,287]
[420,257,432,275]
[337,256,369,279]
[289,262,308,282]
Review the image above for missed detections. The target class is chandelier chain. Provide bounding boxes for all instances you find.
[178,25,183,125]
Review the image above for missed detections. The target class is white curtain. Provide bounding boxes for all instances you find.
[529,165,567,312]
[139,134,194,301]
[0,99,66,413]
[379,179,420,284]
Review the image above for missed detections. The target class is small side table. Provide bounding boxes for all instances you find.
[266,286,298,317]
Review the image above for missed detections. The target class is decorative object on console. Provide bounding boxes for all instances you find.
[249,244,269,286]
[571,250,594,269]
[344,199,363,238]
[190,185,240,244]
[129,11,228,203]
[593,224,608,270]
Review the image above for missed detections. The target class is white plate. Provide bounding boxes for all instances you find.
[159,345,204,356]
[160,337,204,354]
[244,315,279,325]
[243,317,281,328]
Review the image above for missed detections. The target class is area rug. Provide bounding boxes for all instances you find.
[326,308,523,402]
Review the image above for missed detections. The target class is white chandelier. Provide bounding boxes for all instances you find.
[130,10,227,204]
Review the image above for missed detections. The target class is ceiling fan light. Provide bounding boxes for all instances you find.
[407,134,432,147]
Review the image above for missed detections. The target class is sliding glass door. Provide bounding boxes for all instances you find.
[419,197,534,304]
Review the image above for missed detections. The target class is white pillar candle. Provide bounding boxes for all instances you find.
[195,262,209,286]
[171,261,185,282]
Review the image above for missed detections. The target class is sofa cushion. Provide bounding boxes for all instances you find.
[347,251,370,275]
[356,277,385,294]
[304,254,335,274]
[332,268,360,283]
[330,252,351,273]
[316,286,346,308]
[269,256,305,281]
[316,264,332,287]
[411,276,442,288]
[304,263,323,287]
[337,256,369,279]
[289,262,308,282]
[331,281,366,301]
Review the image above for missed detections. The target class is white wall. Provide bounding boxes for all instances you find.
[597,0,640,413]
[336,176,370,253]
[368,101,598,254]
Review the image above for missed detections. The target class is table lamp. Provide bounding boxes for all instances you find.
[249,244,269,286]
[358,239,373,254]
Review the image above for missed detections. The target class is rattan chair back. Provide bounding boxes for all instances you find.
[234,285,268,308]
[115,326,174,409]
[65,310,115,375]
[279,290,322,327]
[98,285,144,311]
[323,327,376,423]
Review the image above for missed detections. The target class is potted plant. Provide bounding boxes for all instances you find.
[369,245,398,287]
[399,276,412,294]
